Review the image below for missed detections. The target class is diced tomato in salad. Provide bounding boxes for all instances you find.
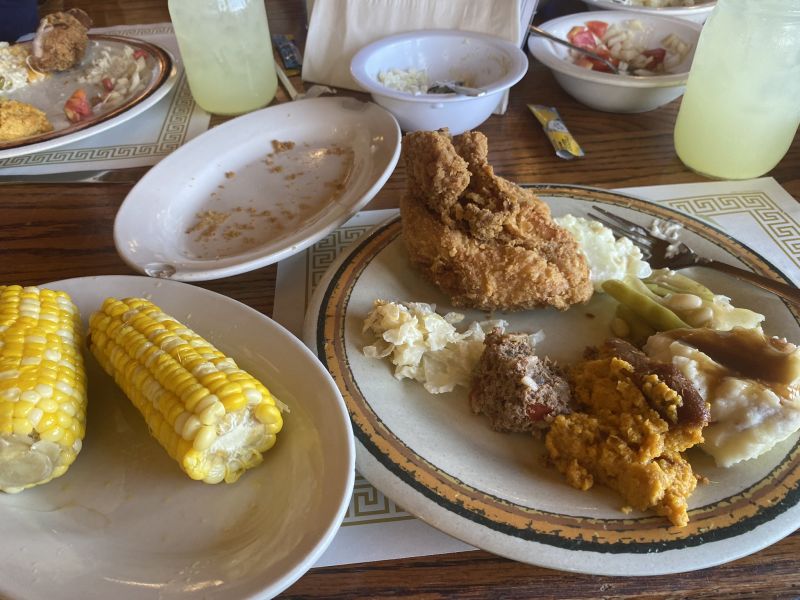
[565,19,677,75]
[64,89,93,123]
[567,26,597,50]
[641,47,667,68]
[585,20,609,39]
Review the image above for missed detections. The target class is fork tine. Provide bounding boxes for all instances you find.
[588,210,655,251]
[591,206,653,238]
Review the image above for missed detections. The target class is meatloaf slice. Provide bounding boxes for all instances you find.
[470,330,572,433]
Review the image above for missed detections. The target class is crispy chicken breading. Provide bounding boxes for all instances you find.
[400,129,593,311]
[29,9,92,73]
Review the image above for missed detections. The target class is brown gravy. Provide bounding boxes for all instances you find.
[664,328,800,386]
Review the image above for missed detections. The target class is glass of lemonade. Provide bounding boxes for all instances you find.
[673,0,800,180]
[168,0,278,115]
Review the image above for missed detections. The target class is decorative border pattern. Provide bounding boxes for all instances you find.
[303,224,415,526]
[662,191,800,272]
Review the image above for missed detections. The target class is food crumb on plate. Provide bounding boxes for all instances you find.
[271,139,295,153]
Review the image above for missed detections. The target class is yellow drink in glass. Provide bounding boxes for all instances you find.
[674,0,800,179]
[169,0,278,115]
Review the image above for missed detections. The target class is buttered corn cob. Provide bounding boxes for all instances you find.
[0,285,87,493]
[88,297,285,484]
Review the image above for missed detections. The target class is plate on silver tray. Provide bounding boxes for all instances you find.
[304,183,800,576]
[0,34,177,159]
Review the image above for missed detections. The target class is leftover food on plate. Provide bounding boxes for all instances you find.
[566,19,692,75]
[29,8,92,73]
[0,98,53,141]
[0,285,87,494]
[400,129,593,311]
[79,43,149,108]
[0,42,37,93]
[359,130,800,526]
[605,269,765,344]
[362,300,507,394]
[0,9,159,144]
[555,214,651,290]
[547,338,709,527]
[645,327,800,467]
[88,297,286,484]
[63,88,92,123]
[471,330,570,433]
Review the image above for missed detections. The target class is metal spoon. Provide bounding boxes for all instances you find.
[426,80,486,96]
[529,25,620,75]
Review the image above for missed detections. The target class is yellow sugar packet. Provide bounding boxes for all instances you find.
[528,104,584,160]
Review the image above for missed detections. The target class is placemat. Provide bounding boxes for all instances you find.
[0,23,211,175]
[273,176,800,567]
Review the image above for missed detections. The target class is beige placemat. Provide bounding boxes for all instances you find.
[0,23,211,175]
[274,176,800,567]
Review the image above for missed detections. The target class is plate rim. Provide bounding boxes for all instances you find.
[303,183,800,575]
[113,96,402,282]
[0,34,178,159]
[0,274,356,600]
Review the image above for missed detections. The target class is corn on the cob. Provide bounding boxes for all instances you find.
[0,285,87,493]
[88,297,285,484]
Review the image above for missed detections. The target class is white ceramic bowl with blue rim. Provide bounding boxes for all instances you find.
[351,29,528,134]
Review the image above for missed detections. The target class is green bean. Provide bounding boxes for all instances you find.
[602,279,690,332]
[644,283,673,298]
[615,303,657,345]
[645,270,715,301]
[626,276,662,300]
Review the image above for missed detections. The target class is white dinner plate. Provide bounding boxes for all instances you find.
[0,35,178,159]
[114,97,401,281]
[0,276,354,600]
[304,184,800,576]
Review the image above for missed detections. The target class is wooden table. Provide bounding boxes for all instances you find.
[3,1,799,598]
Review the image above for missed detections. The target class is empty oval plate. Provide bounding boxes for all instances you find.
[114,97,401,281]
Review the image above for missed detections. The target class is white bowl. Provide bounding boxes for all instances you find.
[351,29,528,134]
[582,0,716,24]
[528,11,702,113]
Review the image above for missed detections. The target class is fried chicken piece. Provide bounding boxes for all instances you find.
[29,9,92,73]
[400,129,593,311]
[0,99,53,142]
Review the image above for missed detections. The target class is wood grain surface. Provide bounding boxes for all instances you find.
[2,1,799,598]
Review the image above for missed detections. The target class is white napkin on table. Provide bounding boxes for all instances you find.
[303,0,537,114]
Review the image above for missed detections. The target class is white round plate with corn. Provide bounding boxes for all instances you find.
[0,275,354,600]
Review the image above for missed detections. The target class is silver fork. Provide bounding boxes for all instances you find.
[589,206,800,308]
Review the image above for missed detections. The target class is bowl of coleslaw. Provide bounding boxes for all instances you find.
[581,0,716,24]
[527,11,701,113]
[350,30,528,134]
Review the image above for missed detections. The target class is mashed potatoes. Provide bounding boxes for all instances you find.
[555,214,651,291]
[645,328,800,467]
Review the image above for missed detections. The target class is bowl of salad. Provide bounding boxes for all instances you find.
[527,11,701,113]
[581,0,716,24]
